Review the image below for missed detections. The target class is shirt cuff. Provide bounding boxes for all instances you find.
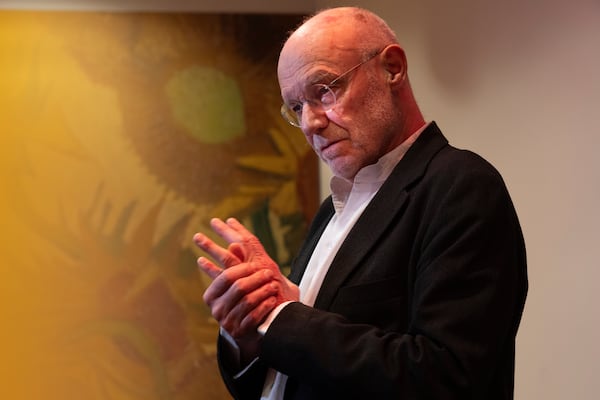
[257,301,294,335]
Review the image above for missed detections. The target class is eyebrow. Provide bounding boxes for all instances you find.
[304,69,337,86]
[282,66,340,105]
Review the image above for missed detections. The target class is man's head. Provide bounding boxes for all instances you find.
[278,7,424,181]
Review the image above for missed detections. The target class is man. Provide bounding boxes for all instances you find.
[193,7,527,400]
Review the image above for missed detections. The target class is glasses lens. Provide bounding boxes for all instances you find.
[281,104,301,127]
[318,85,336,111]
[280,85,337,128]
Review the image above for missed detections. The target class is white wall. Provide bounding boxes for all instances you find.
[317,0,600,399]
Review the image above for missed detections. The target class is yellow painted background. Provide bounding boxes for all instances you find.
[0,11,313,399]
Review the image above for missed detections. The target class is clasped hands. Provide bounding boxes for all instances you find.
[194,217,300,340]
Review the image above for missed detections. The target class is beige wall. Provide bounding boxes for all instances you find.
[317,0,600,399]
[0,0,314,13]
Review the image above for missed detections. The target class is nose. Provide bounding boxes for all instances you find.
[301,103,328,131]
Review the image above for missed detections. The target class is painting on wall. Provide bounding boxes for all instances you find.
[0,10,313,400]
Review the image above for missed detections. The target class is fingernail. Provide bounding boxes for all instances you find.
[194,233,205,244]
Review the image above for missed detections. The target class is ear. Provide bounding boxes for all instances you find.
[380,44,407,85]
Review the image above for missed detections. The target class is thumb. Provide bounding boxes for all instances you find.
[228,243,246,263]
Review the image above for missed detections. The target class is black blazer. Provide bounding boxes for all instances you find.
[218,122,528,399]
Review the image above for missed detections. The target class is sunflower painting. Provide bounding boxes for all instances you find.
[0,11,314,400]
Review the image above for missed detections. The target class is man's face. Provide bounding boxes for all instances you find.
[278,42,403,181]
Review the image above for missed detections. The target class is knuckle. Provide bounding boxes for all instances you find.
[230,279,246,294]
[219,271,236,287]
[267,281,279,293]
[237,295,253,312]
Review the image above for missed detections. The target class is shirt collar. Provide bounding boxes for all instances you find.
[330,122,429,213]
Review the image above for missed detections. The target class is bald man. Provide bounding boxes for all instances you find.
[194,7,527,400]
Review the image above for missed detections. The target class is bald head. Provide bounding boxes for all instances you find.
[295,8,398,50]
[281,7,399,71]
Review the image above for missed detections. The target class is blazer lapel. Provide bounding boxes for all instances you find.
[313,122,449,309]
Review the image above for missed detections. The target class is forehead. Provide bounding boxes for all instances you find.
[277,31,358,96]
[278,9,384,102]
[281,13,366,67]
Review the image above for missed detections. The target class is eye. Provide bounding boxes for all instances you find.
[289,101,303,115]
[311,84,335,109]
[319,86,335,106]
[316,85,330,97]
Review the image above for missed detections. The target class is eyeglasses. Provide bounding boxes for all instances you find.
[280,49,384,128]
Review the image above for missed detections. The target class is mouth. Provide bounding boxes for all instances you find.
[319,138,345,157]
[319,139,344,160]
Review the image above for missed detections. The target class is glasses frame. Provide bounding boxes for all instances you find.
[280,48,385,128]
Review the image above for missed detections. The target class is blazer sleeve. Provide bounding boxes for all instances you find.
[216,333,269,399]
[258,149,527,399]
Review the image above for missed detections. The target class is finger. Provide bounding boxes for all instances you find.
[227,282,277,326]
[197,256,222,280]
[213,218,272,267]
[210,218,245,244]
[225,217,255,237]
[238,296,278,336]
[222,219,272,265]
[206,268,275,323]
[193,232,241,268]
[208,267,273,306]
[229,242,246,262]
[225,287,278,338]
